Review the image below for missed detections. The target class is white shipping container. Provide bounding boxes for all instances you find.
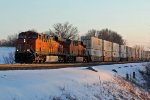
[91,37,102,50]
[120,53,126,58]
[113,43,119,52]
[141,50,145,59]
[142,51,146,59]
[81,36,102,50]
[46,56,58,62]
[131,48,136,58]
[104,51,112,57]
[135,48,140,58]
[87,49,103,57]
[127,47,132,58]
[104,40,112,51]
[113,52,119,58]
[120,45,126,53]
[148,51,150,59]
[139,49,142,59]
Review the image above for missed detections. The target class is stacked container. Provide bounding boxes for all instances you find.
[112,43,120,62]
[145,51,148,61]
[126,46,132,61]
[147,51,150,61]
[139,48,142,61]
[131,48,136,61]
[141,50,146,61]
[104,40,112,62]
[81,36,103,62]
[135,48,139,61]
[120,45,127,61]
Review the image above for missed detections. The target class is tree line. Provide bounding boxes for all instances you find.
[0,22,125,47]
[0,34,18,47]
[86,29,126,45]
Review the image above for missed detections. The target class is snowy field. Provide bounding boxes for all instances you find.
[0,47,150,100]
[0,47,15,64]
[0,62,150,100]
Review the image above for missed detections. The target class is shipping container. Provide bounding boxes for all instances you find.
[131,48,136,61]
[86,49,103,62]
[104,40,112,51]
[113,52,120,57]
[139,48,142,60]
[126,46,130,57]
[141,50,145,60]
[112,52,120,62]
[147,51,150,61]
[104,51,112,62]
[113,43,119,52]
[81,36,102,50]
[120,45,126,53]
[119,45,127,61]
[135,48,139,58]
[126,46,132,61]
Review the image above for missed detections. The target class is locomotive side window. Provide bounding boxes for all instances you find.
[19,33,26,39]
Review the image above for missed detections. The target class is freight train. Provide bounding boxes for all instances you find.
[15,31,150,63]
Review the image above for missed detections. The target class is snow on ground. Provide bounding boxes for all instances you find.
[0,48,149,99]
[0,47,15,64]
[0,62,150,100]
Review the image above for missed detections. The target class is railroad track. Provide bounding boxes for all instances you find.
[0,61,144,71]
[0,63,99,70]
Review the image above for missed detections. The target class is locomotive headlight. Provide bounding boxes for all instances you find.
[17,49,19,51]
[24,39,26,43]
[27,49,30,52]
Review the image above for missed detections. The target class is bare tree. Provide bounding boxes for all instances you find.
[3,52,15,64]
[49,22,79,40]
[7,34,18,46]
[86,29,97,37]
[0,34,18,47]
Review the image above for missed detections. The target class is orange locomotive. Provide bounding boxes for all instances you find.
[15,31,87,63]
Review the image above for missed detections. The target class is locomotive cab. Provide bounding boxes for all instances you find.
[15,31,38,63]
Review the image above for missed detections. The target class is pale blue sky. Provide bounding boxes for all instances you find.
[0,0,150,48]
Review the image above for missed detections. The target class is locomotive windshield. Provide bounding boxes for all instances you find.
[18,33,27,39]
[28,33,38,39]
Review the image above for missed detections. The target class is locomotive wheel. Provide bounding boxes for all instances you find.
[39,60,42,63]
[58,56,61,63]
[44,57,46,63]
[58,56,65,63]
[67,56,74,63]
